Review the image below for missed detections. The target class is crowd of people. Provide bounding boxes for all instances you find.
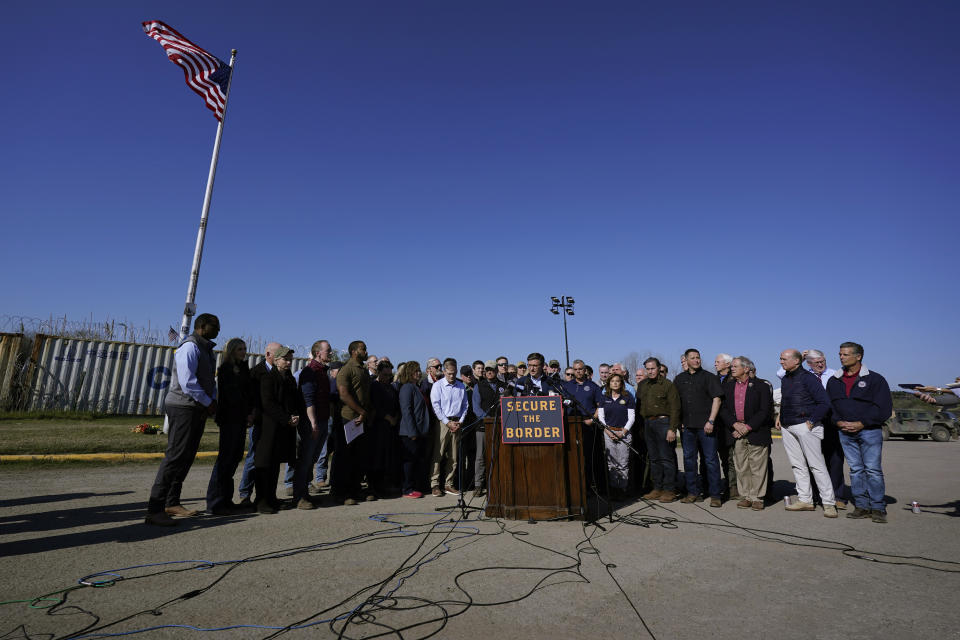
[144,313,896,527]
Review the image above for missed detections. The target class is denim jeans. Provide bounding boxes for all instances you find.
[838,427,885,512]
[237,424,259,500]
[681,427,721,499]
[293,422,327,501]
[314,421,331,482]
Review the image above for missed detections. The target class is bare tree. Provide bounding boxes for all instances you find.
[622,351,640,381]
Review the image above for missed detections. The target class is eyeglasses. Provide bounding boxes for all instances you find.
[497,362,507,367]
[564,373,574,378]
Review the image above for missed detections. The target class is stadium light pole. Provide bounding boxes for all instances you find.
[549,296,575,369]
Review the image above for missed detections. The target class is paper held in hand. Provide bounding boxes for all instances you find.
[344,419,364,445]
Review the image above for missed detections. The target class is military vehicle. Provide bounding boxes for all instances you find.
[883,408,958,442]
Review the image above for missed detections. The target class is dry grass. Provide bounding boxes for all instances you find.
[0,415,220,455]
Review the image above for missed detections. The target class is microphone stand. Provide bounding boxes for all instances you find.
[541,376,645,525]
[437,398,486,521]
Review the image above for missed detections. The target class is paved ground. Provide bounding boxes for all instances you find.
[1,440,958,639]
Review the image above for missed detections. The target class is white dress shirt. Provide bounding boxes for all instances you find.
[430,378,468,425]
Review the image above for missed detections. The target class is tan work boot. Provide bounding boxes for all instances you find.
[297,498,316,510]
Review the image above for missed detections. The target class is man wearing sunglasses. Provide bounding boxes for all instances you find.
[495,356,510,383]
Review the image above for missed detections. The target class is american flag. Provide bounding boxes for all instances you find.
[143,20,231,122]
[168,326,179,343]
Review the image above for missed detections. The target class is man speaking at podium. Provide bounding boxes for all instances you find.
[512,353,554,397]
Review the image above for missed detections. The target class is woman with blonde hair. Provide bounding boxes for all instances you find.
[206,338,256,515]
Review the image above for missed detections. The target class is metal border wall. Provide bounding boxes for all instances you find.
[26,335,308,415]
[0,333,25,406]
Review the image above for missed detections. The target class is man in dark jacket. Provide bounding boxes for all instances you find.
[238,341,281,508]
[511,353,553,397]
[826,342,893,523]
[256,345,305,513]
[638,358,682,503]
[470,361,506,497]
[720,357,772,510]
[145,313,219,526]
[291,340,331,510]
[779,349,837,517]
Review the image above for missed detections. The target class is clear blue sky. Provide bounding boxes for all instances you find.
[2,1,957,385]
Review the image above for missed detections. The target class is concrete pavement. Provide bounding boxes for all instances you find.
[1,439,957,639]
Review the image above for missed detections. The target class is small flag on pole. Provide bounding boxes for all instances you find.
[143,20,231,121]
[168,326,179,343]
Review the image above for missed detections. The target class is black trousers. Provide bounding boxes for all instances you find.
[148,405,207,513]
[582,421,607,496]
[205,422,247,510]
[644,418,677,492]
[255,463,282,506]
[399,435,427,494]
[331,425,365,499]
[630,419,651,493]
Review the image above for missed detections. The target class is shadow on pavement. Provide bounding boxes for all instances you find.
[0,491,134,509]
[0,500,253,557]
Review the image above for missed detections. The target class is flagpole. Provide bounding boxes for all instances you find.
[178,48,238,339]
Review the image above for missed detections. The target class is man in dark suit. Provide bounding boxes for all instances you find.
[237,341,281,508]
[719,356,773,511]
[511,352,554,397]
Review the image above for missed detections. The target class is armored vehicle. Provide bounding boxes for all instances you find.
[883,408,958,442]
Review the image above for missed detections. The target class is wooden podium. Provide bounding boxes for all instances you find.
[483,415,598,521]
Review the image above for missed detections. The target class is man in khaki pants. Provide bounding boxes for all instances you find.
[429,358,468,496]
[719,357,773,510]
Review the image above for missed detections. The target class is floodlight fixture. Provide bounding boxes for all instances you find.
[548,295,575,368]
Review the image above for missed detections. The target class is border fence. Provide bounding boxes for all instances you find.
[0,334,309,416]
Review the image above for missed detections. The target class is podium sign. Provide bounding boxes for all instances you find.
[500,396,565,444]
[484,416,599,521]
